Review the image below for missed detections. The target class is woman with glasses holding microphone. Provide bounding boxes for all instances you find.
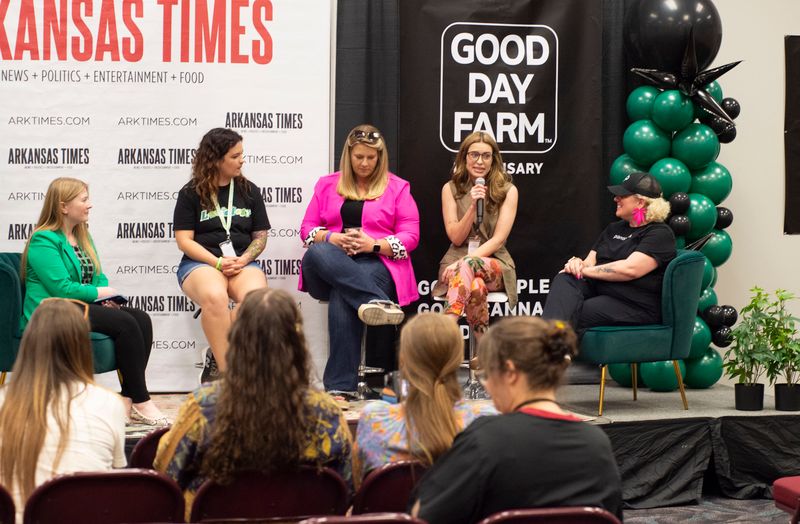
[299,124,420,397]
[433,131,518,338]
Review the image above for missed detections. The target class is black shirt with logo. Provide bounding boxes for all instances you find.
[590,220,676,315]
[173,179,269,262]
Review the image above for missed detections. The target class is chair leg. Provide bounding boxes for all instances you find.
[673,360,689,410]
[598,365,607,417]
[356,326,370,400]
[0,372,5,385]
[631,363,638,401]
[116,370,123,387]
[464,327,488,400]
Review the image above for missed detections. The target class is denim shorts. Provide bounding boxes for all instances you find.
[177,258,261,287]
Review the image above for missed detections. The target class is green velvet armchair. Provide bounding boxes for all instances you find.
[579,249,706,415]
[0,252,119,384]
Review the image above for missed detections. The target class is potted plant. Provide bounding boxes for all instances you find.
[763,289,800,411]
[724,287,771,410]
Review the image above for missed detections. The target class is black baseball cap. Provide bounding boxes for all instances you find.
[608,172,662,198]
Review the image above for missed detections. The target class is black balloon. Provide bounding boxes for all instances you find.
[669,192,691,215]
[715,207,734,229]
[718,125,737,144]
[706,115,730,134]
[721,305,738,327]
[668,215,692,236]
[704,305,725,328]
[722,97,741,119]
[712,325,733,347]
[625,0,723,72]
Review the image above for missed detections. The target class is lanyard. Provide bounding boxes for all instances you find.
[212,182,235,238]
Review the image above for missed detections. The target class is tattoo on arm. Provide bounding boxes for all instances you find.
[244,230,268,261]
[593,264,617,274]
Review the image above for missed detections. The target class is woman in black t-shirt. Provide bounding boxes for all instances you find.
[174,128,269,377]
[411,317,623,523]
[542,172,675,336]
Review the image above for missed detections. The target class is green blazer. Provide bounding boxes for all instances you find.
[21,229,109,328]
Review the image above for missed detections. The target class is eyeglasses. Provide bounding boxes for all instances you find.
[40,297,89,320]
[348,130,382,145]
[466,151,493,162]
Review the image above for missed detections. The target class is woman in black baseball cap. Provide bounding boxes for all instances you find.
[542,172,676,336]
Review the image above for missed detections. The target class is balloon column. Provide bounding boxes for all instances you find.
[609,0,740,391]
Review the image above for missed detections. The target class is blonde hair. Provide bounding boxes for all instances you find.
[400,313,463,465]
[336,124,389,200]
[21,177,100,280]
[0,300,94,500]
[639,196,671,223]
[451,131,512,216]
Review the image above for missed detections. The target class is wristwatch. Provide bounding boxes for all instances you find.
[372,242,381,253]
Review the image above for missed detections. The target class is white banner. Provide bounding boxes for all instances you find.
[0,0,333,391]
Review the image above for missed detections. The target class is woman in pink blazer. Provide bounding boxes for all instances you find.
[299,124,420,395]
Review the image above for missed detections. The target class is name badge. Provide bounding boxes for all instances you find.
[219,239,236,257]
[467,236,481,255]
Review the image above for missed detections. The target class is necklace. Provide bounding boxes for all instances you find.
[512,397,559,412]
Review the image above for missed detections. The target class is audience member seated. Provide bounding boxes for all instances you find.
[174,128,270,381]
[433,131,518,338]
[354,313,495,483]
[154,288,353,518]
[22,177,168,425]
[410,317,623,523]
[298,124,420,396]
[542,172,675,338]
[0,299,127,523]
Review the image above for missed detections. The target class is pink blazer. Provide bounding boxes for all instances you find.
[299,172,420,305]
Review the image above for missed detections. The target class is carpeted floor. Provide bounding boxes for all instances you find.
[624,496,787,523]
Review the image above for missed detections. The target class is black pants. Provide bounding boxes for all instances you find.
[88,304,153,402]
[542,273,658,338]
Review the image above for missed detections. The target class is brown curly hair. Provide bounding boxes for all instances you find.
[479,317,578,391]
[191,128,250,210]
[451,131,513,216]
[201,288,314,482]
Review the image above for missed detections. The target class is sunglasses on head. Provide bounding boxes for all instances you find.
[40,297,89,320]
[348,130,382,145]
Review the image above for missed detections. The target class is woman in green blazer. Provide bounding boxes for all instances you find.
[22,177,169,426]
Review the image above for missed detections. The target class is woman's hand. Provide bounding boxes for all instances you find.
[441,261,459,282]
[342,229,374,256]
[220,257,242,277]
[469,183,487,206]
[562,256,585,278]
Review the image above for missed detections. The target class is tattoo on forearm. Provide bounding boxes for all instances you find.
[244,230,268,260]
[594,265,616,274]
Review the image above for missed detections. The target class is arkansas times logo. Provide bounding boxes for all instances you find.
[440,23,558,153]
[126,295,196,317]
[116,222,175,243]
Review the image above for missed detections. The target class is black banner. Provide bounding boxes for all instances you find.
[399,0,606,319]
[785,36,800,234]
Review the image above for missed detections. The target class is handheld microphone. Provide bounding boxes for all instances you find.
[475,177,485,226]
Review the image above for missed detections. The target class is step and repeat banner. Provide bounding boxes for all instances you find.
[399,0,605,323]
[0,0,333,391]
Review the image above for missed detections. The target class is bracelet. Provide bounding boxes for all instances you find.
[325,231,333,242]
[215,257,223,271]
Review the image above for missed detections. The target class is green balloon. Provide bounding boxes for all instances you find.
[695,81,724,119]
[698,288,718,313]
[623,120,671,166]
[608,363,645,388]
[672,123,720,170]
[640,360,686,392]
[652,90,695,132]
[675,236,686,249]
[610,154,647,185]
[685,193,716,240]
[690,162,732,205]
[689,316,713,359]
[684,348,723,389]
[700,229,733,267]
[649,157,691,198]
[626,86,660,121]
[710,266,718,287]
[701,257,715,290]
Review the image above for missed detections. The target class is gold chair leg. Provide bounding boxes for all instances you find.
[631,363,638,401]
[673,360,688,410]
[0,372,5,385]
[598,365,607,416]
[116,370,123,387]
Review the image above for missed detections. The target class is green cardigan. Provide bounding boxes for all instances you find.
[21,229,109,328]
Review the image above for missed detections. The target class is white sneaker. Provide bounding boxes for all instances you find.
[357,300,405,326]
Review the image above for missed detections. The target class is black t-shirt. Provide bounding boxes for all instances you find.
[590,220,676,313]
[173,179,270,261]
[412,410,623,523]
